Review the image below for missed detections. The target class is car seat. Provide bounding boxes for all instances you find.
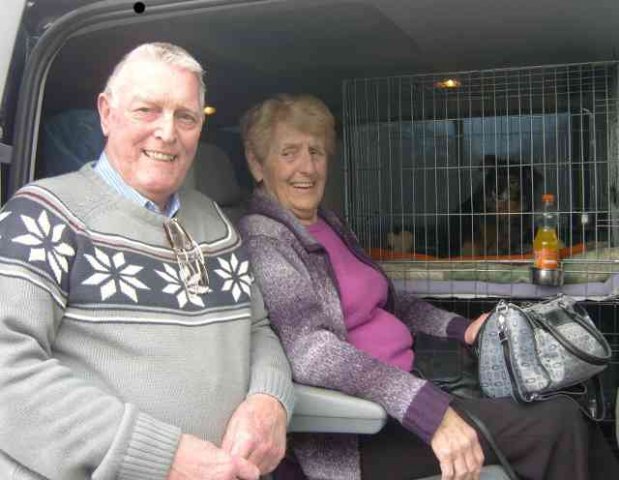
[184,142,250,225]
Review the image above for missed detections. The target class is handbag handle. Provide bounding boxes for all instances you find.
[521,300,611,366]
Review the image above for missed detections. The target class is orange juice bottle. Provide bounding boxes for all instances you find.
[533,193,560,269]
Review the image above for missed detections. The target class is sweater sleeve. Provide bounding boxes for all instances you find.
[0,202,180,480]
[245,280,296,421]
[394,292,470,343]
[242,232,452,443]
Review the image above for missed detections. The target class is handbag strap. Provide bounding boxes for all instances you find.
[532,375,607,422]
[456,407,520,480]
[516,301,611,366]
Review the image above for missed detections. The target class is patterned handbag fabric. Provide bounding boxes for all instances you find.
[477,294,611,412]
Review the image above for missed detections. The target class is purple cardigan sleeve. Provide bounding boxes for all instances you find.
[393,293,470,343]
[243,231,452,443]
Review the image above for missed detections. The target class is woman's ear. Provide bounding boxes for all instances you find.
[246,150,264,183]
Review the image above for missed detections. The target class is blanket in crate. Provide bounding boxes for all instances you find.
[376,246,619,299]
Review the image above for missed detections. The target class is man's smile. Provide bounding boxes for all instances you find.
[143,149,176,162]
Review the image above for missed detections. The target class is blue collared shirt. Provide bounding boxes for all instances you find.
[94,153,180,218]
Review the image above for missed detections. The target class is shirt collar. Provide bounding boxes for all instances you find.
[94,152,180,218]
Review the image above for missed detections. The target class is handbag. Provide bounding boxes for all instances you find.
[476,294,611,419]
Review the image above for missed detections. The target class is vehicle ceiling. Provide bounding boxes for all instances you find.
[28,0,619,130]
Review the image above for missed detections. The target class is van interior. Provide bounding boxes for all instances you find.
[5,0,619,458]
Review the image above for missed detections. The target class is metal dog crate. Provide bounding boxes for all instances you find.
[342,62,619,295]
[342,62,619,453]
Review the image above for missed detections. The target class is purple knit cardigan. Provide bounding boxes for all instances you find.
[239,189,470,479]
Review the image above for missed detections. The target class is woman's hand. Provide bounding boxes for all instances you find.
[464,312,490,345]
[430,407,484,480]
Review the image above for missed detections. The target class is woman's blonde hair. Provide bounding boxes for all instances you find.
[240,94,336,163]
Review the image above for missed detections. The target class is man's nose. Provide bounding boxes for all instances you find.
[155,112,177,142]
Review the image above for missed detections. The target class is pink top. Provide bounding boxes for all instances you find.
[307,219,414,371]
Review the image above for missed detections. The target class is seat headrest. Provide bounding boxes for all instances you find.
[190,143,243,206]
[39,109,105,177]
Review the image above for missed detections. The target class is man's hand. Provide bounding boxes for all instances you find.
[431,407,484,480]
[464,312,490,345]
[221,393,287,475]
[167,434,260,480]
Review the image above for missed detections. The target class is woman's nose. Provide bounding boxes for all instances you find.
[299,149,317,174]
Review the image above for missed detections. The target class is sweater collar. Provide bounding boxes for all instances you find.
[249,187,346,252]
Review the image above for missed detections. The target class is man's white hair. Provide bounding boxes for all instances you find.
[103,42,205,107]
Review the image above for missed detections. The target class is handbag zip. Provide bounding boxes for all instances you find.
[496,304,540,403]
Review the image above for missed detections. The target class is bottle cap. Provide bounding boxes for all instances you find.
[542,193,555,203]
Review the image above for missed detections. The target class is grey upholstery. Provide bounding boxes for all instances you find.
[289,384,387,434]
[186,142,249,224]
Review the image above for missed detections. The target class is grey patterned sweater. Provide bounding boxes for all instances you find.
[0,165,294,480]
[239,189,470,480]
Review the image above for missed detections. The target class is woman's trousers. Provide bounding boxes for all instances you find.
[359,396,618,480]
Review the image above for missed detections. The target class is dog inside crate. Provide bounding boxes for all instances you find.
[456,154,543,257]
[385,155,545,258]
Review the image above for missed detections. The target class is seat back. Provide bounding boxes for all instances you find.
[185,142,250,224]
[38,109,105,178]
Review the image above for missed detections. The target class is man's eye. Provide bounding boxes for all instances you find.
[177,113,198,126]
[133,107,157,118]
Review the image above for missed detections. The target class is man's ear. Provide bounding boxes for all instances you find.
[246,150,264,183]
[97,93,112,137]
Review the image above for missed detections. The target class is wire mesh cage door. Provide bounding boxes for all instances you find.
[342,62,619,299]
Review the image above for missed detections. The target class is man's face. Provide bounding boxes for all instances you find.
[98,58,203,209]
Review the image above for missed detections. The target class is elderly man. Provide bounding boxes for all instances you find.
[0,42,294,480]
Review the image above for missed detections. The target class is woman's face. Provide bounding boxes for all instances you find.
[251,122,328,225]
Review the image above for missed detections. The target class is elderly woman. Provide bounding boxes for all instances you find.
[237,94,618,480]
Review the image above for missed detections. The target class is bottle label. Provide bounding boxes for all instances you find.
[534,248,559,269]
